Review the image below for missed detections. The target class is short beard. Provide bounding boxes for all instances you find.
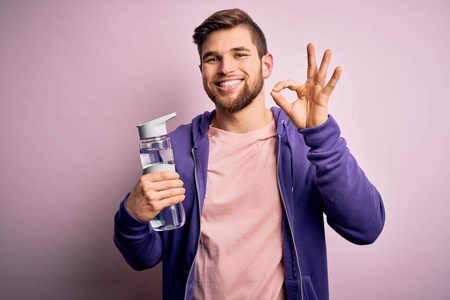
[204,71,264,113]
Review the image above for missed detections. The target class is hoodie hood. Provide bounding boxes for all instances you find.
[191,110,216,148]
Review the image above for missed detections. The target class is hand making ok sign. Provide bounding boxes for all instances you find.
[271,43,342,129]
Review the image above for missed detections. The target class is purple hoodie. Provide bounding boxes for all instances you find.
[114,107,385,300]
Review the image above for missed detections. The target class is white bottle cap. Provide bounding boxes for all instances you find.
[137,112,177,140]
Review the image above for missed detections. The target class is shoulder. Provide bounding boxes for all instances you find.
[168,110,215,146]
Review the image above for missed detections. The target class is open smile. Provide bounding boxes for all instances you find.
[216,79,243,91]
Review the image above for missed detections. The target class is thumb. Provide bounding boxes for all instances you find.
[270,89,292,115]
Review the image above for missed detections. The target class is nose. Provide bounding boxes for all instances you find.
[218,57,236,75]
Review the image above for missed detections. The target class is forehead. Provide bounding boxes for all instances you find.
[201,26,257,54]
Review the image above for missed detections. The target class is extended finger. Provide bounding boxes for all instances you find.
[317,49,332,86]
[322,66,342,96]
[307,43,317,80]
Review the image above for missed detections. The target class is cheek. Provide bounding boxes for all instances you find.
[200,70,210,83]
[201,71,213,88]
[201,67,214,80]
[242,60,263,75]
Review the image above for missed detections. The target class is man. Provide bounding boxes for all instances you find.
[114,8,385,300]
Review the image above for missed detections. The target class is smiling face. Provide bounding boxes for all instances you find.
[200,26,272,113]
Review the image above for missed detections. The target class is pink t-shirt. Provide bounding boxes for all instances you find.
[194,119,285,300]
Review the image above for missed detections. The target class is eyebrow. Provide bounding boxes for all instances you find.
[202,47,252,61]
[231,46,252,52]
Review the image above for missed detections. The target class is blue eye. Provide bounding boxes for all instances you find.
[206,57,219,63]
[235,54,245,58]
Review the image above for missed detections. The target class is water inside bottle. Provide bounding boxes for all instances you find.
[150,204,185,231]
[140,148,174,169]
[139,147,184,231]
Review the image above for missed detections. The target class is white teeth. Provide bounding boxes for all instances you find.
[219,80,241,87]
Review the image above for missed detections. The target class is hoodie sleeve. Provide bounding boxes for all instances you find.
[113,193,162,270]
[299,115,385,244]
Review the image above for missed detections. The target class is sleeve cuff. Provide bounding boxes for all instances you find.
[114,193,150,237]
[298,115,342,151]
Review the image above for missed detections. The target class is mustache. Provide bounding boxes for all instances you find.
[214,76,244,81]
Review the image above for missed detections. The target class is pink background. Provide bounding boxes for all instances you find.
[1,0,449,299]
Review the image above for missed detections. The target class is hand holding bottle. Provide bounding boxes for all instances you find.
[126,171,185,223]
[133,112,186,230]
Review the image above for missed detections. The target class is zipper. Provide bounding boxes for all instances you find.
[277,123,303,300]
[184,147,202,300]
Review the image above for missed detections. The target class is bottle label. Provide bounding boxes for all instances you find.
[143,163,175,174]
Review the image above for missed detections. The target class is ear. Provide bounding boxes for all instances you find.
[262,53,273,79]
[199,64,202,73]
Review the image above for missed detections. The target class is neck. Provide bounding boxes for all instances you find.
[212,91,273,133]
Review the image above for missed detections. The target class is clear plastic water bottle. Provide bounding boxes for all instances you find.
[137,113,185,231]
